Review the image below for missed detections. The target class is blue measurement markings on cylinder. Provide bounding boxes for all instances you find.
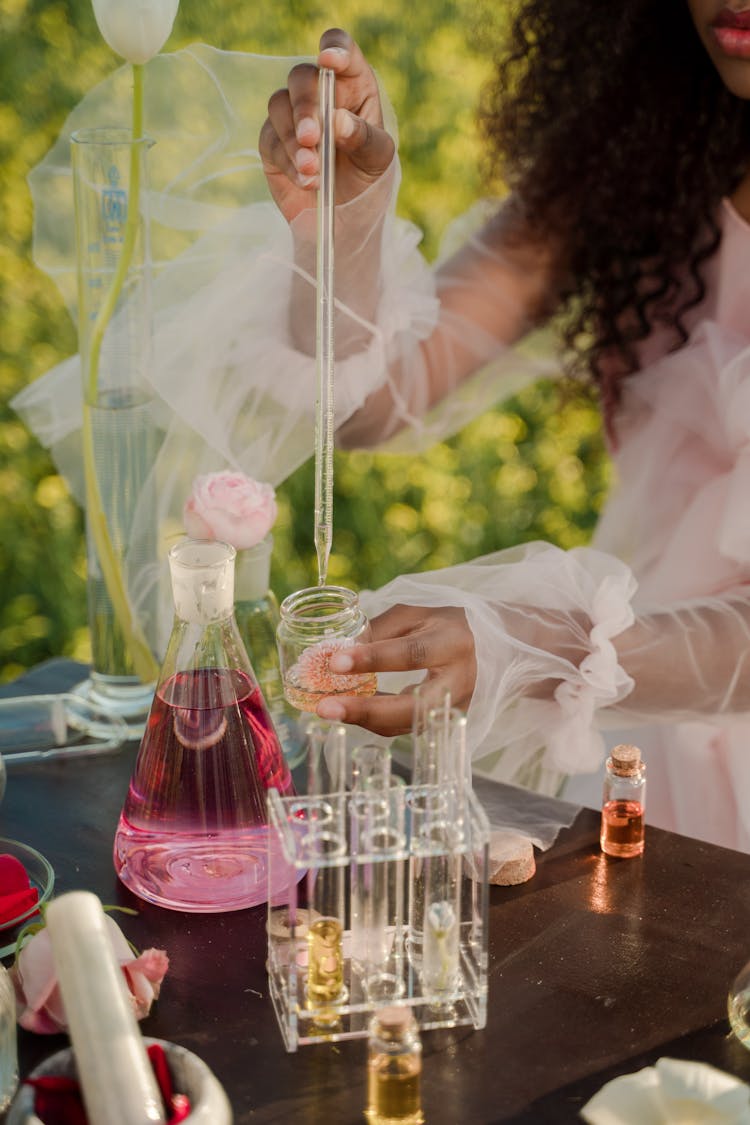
[101,164,126,245]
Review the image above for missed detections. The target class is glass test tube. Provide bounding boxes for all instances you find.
[304,720,348,1023]
[350,778,406,1003]
[351,742,392,792]
[407,696,466,972]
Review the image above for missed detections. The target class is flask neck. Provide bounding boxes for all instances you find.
[169,538,236,625]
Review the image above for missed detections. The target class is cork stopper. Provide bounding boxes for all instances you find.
[372,1006,415,1042]
[610,743,642,776]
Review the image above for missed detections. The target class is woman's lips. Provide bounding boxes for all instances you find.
[712,9,750,56]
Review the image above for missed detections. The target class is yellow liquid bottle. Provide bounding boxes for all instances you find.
[365,1007,424,1125]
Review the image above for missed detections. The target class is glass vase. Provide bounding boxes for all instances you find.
[71,127,162,733]
[114,538,297,912]
[234,537,307,769]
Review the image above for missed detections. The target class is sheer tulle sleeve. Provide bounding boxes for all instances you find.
[361,542,639,798]
[361,546,750,797]
[11,45,556,504]
[10,45,557,655]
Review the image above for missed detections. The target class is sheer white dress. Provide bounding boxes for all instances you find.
[13,48,750,850]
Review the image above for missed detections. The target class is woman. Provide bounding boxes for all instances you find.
[259,2,750,851]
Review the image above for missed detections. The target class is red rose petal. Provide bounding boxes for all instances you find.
[0,853,39,926]
[26,1076,88,1125]
[0,886,38,923]
[0,853,32,893]
[26,1049,193,1123]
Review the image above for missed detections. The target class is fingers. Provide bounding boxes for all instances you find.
[262,64,321,184]
[260,28,394,209]
[330,632,428,677]
[316,671,461,737]
[334,109,395,180]
[314,604,478,736]
[328,605,472,676]
[318,29,395,176]
[318,28,357,74]
[316,688,417,737]
[318,29,372,104]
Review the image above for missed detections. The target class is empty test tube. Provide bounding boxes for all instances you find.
[350,779,406,1003]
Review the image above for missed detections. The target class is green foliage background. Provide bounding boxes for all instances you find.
[0,0,610,681]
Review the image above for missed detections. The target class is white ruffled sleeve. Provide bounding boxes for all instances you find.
[361,541,638,797]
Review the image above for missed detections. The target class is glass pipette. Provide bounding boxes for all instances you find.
[314,67,336,586]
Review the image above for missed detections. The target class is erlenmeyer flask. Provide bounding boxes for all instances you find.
[113,538,296,912]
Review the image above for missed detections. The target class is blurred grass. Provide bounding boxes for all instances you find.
[0,0,610,681]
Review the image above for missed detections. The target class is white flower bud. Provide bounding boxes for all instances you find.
[91,0,179,64]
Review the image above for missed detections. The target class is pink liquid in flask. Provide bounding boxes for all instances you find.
[114,666,296,912]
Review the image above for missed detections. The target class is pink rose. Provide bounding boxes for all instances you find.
[10,914,169,1034]
[183,471,278,550]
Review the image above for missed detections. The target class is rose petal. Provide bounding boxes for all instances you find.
[12,914,169,1033]
[0,854,33,893]
[183,471,277,549]
[12,929,58,1013]
[17,999,66,1035]
[0,886,39,926]
[132,948,169,985]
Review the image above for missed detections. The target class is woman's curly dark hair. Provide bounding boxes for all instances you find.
[479,0,750,418]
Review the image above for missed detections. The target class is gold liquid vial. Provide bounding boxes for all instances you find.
[365,1007,424,1125]
[307,916,345,1022]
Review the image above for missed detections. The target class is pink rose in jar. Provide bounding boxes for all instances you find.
[183,471,278,550]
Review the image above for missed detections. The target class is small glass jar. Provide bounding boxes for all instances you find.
[600,743,646,858]
[277,586,377,713]
[365,1006,424,1125]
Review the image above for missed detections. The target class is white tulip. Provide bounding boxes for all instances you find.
[91,0,179,64]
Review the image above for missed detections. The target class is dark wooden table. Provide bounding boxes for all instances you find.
[3,660,750,1123]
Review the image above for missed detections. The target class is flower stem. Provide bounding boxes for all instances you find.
[81,61,158,685]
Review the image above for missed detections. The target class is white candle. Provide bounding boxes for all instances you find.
[45,892,166,1125]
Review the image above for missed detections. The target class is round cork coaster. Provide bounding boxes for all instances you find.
[487,829,536,885]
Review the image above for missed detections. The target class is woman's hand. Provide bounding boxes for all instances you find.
[316,604,477,736]
[259,28,395,223]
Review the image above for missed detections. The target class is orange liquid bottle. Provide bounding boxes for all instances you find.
[600,744,646,858]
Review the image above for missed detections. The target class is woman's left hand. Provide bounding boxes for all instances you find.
[316,603,477,735]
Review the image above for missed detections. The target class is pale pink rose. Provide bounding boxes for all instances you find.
[183,471,278,550]
[10,914,169,1034]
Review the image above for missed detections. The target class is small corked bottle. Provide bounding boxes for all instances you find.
[600,743,646,858]
[365,1006,424,1125]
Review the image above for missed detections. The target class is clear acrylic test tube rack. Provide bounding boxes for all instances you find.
[266,778,490,1051]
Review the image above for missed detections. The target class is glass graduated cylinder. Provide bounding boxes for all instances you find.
[87,397,159,688]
